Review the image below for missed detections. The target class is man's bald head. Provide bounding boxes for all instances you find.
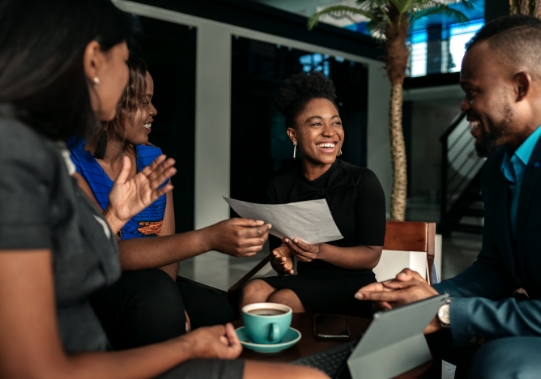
[467,15,541,79]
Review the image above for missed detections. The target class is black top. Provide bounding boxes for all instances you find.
[267,159,386,277]
[0,105,120,354]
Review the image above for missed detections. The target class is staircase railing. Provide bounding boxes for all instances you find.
[440,113,485,231]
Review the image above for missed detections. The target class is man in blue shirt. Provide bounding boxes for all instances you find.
[356,15,541,378]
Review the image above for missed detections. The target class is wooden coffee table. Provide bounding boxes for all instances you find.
[232,313,432,379]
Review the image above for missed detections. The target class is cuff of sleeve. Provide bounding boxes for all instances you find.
[448,297,478,348]
[0,225,51,250]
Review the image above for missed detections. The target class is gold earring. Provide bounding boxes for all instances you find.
[293,141,297,159]
[93,77,100,85]
[338,149,343,156]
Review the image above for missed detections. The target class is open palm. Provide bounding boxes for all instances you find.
[107,154,176,224]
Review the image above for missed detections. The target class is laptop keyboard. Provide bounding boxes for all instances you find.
[293,340,358,378]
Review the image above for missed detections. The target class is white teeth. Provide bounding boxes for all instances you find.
[317,142,336,148]
[470,121,479,130]
[143,123,152,129]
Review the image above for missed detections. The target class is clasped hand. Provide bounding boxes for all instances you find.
[106,155,176,229]
[271,242,294,275]
[354,268,441,334]
[179,323,242,360]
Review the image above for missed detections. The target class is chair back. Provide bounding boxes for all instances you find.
[375,221,437,284]
[383,221,435,258]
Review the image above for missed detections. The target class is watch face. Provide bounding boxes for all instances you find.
[438,304,450,325]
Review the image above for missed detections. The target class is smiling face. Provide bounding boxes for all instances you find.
[121,71,157,145]
[288,97,344,169]
[460,41,522,157]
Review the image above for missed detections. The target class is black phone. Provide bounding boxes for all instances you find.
[313,314,350,340]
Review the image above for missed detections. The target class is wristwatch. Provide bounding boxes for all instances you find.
[437,298,451,328]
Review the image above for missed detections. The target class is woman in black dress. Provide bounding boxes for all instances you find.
[241,72,386,316]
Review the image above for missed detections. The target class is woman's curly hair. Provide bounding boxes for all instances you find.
[93,54,148,158]
[275,71,337,129]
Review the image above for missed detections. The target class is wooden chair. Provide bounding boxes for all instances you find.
[227,221,439,305]
[380,221,438,285]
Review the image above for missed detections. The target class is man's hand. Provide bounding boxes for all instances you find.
[207,219,271,257]
[179,324,242,360]
[106,155,176,231]
[355,269,441,334]
[271,242,294,275]
[284,238,321,263]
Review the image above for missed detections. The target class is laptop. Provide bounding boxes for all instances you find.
[293,294,449,379]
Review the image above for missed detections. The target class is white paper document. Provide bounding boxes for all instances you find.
[223,197,343,245]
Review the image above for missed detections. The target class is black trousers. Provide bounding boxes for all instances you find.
[421,330,478,379]
[90,269,235,350]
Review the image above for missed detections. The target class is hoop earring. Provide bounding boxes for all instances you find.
[338,148,343,156]
[93,77,100,85]
[293,141,297,159]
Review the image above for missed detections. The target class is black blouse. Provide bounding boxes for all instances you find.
[267,159,386,277]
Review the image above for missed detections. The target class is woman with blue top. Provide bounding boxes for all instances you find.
[70,54,271,350]
[0,1,325,377]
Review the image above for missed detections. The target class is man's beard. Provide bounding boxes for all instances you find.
[474,105,512,158]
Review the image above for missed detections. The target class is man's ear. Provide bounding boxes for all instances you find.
[287,127,296,142]
[83,41,102,82]
[514,71,531,102]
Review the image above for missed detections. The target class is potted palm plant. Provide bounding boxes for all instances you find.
[309,0,475,221]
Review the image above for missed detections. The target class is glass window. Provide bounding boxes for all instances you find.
[449,20,485,73]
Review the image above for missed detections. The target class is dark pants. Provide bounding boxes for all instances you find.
[424,330,541,379]
[154,359,245,379]
[90,269,235,350]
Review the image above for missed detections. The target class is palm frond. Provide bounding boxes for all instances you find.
[308,5,378,30]
[411,5,469,24]
[389,0,416,15]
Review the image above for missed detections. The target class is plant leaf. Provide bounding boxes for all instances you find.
[307,5,376,29]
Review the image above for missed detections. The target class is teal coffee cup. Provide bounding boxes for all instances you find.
[242,303,292,344]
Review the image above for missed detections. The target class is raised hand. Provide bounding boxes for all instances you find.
[354,270,439,333]
[105,155,176,231]
[284,238,320,263]
[207,218,271,257]
[271,242,294,275]
[179,323,242,360]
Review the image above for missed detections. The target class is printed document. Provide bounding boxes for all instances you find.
[224,197,343,244]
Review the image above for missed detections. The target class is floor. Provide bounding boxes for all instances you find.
[178,198,482,379]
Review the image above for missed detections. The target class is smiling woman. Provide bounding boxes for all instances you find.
[241,72,387,317]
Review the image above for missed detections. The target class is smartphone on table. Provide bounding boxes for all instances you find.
[313,314,350,340]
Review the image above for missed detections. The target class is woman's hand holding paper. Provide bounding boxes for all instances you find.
[284,238,321,263]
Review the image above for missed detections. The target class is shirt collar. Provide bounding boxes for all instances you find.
[502,125,541,180]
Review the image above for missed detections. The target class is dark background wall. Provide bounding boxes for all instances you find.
[230,37,368,207]
[485,0,511,22]
[132,16,197,233]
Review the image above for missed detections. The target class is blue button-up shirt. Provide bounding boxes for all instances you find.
[501,126,541,238]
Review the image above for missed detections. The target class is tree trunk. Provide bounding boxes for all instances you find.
[389,83,407,221]
[511,0,541,16]
[533,0,541,17]
[385,7,409,221]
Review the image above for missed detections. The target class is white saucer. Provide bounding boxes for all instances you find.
[236,326,301,353]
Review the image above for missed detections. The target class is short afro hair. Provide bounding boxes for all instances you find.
[466,15,541,78]
[275,71,338,129]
